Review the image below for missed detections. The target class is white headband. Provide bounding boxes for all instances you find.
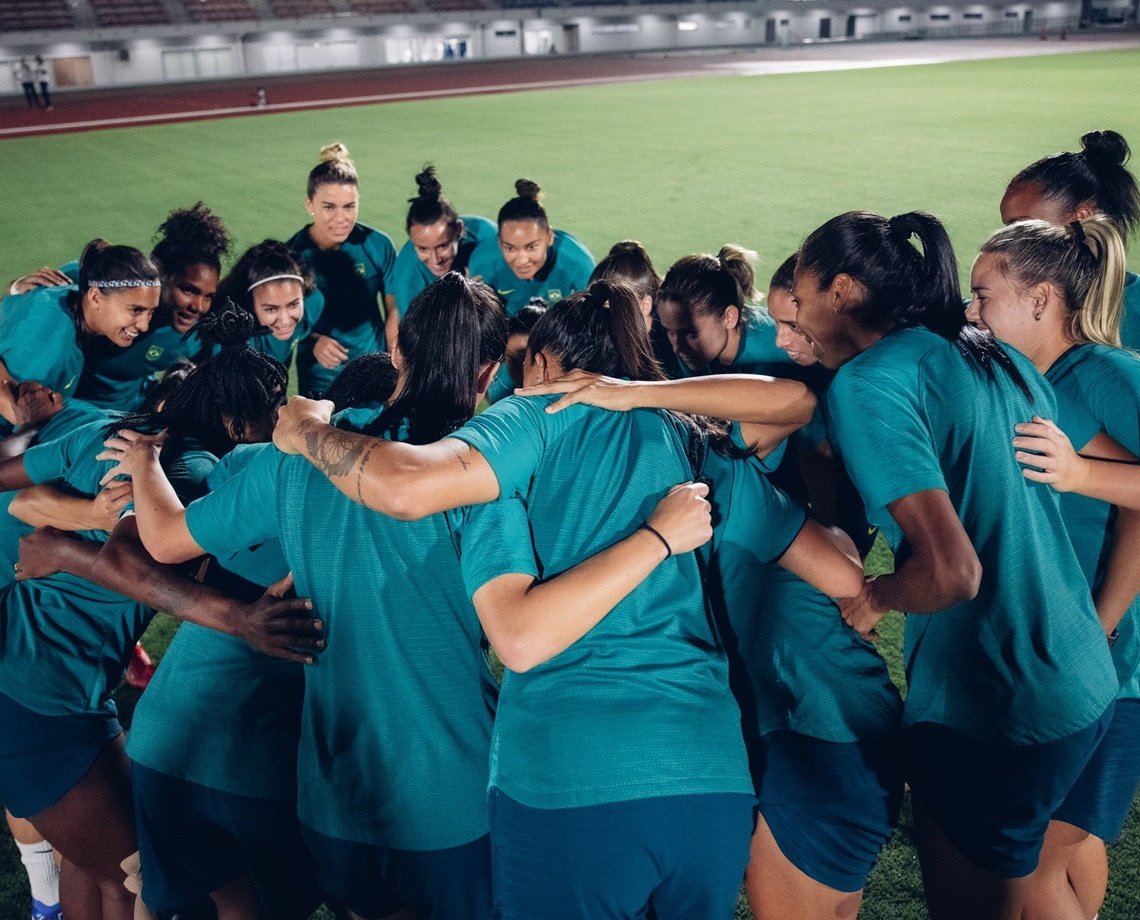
[248,273,304,292]
[89,279,161,289]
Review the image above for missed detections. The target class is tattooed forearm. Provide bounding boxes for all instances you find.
[356,442,377,506]
[304,425,369,479]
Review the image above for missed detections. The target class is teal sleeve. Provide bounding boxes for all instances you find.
[303,288,325,337]
[450,495,540,599]
[1052,388,1101,453]
[755,473,809,562]
[165,449,218,505]
[185,448,281,558]
[1080,353,1140,455]
[390,242,429,313]
[60,260,80,282]
[368,231,399,291]
[22,419,105,484]
[827,362,947,516]
[466,237,501,280]
[0,288,80,393]
[450,396,548,499]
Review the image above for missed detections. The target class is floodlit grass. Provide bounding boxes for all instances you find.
[1,46,1138,920]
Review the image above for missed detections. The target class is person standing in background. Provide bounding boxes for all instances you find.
[15,59,38,109]
[33,57,51,110]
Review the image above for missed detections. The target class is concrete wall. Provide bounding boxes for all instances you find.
[0,0,1102,94]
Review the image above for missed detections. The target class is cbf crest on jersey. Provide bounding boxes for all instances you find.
[355,263,366,277]
[146,345,164,363]
[547,290,563,302]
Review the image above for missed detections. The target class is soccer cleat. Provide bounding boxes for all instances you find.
[126,642,155,689]
[31,898,62,920]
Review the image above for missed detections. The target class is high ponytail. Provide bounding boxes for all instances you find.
[527,280,663,381]
[405,164,462,237]
[658,245,756,322]
[306,142,358,198]
[497,178,549,229]
[381,272,507,444]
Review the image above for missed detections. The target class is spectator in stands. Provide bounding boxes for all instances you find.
[1001,129,1140,348]
[288,142,397,396]
[467,178,595,316]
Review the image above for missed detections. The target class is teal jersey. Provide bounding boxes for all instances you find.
[289,223,397,394]
[184,412,534,850]
[700,449,901,743]
[76,324,209,411]
[1119,272,1140,350]
[0,403,110,592]
[452,396,754,809]
[127,443,303,801]
[247,289,325,370]
[467,229,595,316]
[1046,343,1140,701]
[675,307,795,379]
[0,422,214,717]
[389,215,497,315]
[827,327,1117,745]
[0,285,84,400]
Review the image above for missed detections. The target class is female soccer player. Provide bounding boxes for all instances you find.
[289,143,397,395]
[389,165,496,321]
[967,216,1138,920]
[791,209,1119,920]
[218,239,325,371]
[1001,130,1140,347]
[0,305,306,920]
[655,246,792,379]
[466,178,594,316]
[0,240,161,433]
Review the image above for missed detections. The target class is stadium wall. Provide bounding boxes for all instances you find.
[0,0,1109,94]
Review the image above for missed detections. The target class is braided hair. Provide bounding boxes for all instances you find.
[322,353,398,411]
[150,202,231,278]
[112,301,288,456]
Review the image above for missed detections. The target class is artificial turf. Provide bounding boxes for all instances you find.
[1,44,1138,920]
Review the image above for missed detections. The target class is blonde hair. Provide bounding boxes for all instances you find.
[979,217,1126,348]
[307,142,357,198]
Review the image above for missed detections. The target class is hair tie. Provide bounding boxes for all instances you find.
[1069,221,1087,243]
[1070,221,1102,261]
[248,273,304,292]
[89,278,161,289]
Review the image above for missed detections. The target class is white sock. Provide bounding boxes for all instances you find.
[15,839,59,906]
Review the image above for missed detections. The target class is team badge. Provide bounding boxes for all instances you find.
[355,263,366,277]
[548,289,563,302]
[146,345,164,362]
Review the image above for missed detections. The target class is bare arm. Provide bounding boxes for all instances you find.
[17,519,324,663]
[272,397,500,519]
[472,482,711,673]
[776,520,864,599]
[839,489,981,639]
[1014,420,1140,509]
[384,293,399,354]
[0,455,33,492]
[10,481,132,532]
[1095,506,1140,637]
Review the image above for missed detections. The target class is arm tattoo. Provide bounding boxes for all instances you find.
[356,442,377,506]
[304,426,368,480]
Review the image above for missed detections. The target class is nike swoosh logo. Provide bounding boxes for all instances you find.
[497,289,515,296]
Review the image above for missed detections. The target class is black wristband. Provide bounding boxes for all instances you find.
[639,522,672,559]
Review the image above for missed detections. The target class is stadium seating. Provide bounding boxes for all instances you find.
[350,0,416,14]
[185,0,256,22]
[269,0,336,18]
[0,0,75,31]
[90,0,171,26]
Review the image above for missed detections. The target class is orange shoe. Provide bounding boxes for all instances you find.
[126,642,155,689]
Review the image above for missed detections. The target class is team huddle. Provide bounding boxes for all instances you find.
[0,131,1137,920]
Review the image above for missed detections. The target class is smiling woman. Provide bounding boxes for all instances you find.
[0,239,161,434]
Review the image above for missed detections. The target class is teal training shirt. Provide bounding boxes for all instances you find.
[827,327,1117,745]
[126,443,304,801]
[185,412,535,850]
[76,324,209,411]
[1119,272,1139,350]
[452,396,754,809]
[467,229,595,316]
[0,286,84,401]
[289,223,397,395]
[1046,342,1140,701]
[390,215,497,315]
[700,449,902,743]
[0,423,213,717]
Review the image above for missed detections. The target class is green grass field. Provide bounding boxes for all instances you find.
[1,45,1138,919]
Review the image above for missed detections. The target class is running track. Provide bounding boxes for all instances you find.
[2,32,1138,139]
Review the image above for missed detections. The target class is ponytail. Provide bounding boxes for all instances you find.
[306,142,358,199]
[497,178,549,229]
[405,164,462,237]
[658,245,755,322]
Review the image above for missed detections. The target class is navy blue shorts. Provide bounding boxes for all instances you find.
[754,730,903,892]
[905,707,1113,879]
[133,764,321,919]
[489,789,755,920]
[1053,698,1140,842]
[0,690,121,817]
[300,824,491,920]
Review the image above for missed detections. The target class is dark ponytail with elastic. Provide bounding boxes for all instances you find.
[799,210,1030,394]
[381,273,507,444]
[405,165,462,238]
[110,300,289,455]
[497,178,549,230]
